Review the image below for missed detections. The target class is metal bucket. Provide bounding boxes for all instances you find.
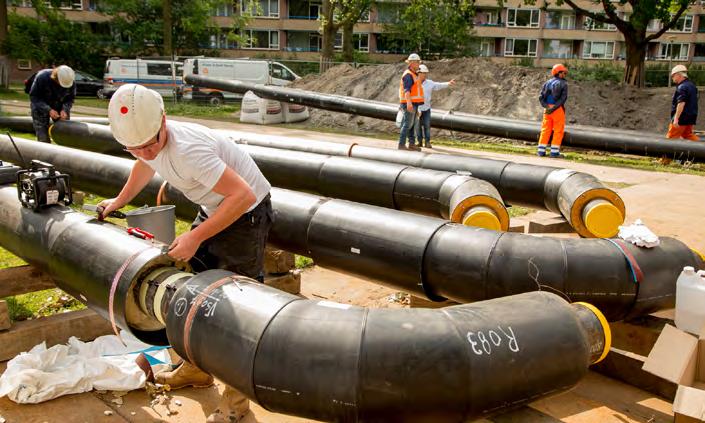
[125,205,176,244]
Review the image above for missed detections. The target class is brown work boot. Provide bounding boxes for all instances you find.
[206,386,251,423]
[408,144,421,151]
[154,360,214,389]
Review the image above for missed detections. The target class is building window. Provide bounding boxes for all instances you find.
[353,33,369,52]
[474,9,500,26]
[479,39,494,56]
[209,32,237,49]
[545,12,575,30]
[584,15,616,31]
[241,0,279,18]
[504,38,538,57]
[213,2,233,17]
[647,19,661,31]
[667,15,693,33]
[659,42,690,60]
[358,10,370,23]
[16,59,31,70]
[542,39,573,58]
[583,41,615,59]
[334,33,343,51]
[507,9,539,28]
[243,29,279,49]
[10,0,33,7]
[693,43,705,59]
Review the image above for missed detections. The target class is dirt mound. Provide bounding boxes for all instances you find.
[293,57,689,138]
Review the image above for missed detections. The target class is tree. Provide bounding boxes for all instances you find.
[2,2,107,76]
[544,0,693,87]
[100,0,250,56]
[319,0,373,69]
[385,0,475,58]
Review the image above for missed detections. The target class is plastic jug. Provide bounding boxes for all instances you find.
[675,266,705,335]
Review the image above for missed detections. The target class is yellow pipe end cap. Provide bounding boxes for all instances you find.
[462,209,502,231]
[584,202,623,238]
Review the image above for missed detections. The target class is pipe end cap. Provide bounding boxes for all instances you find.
[584,202,623,238]
[462,208,502,231]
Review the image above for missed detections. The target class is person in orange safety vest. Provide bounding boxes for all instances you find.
[538,64,569,158]
[398,53,425,151]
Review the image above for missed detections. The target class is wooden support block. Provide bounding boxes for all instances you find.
[0,265,56,298]
[509,222,526,233]
[72,190,86,206]
[611,314,672,356]
[264,248,295,275]
[527,216,574,234]
[0,309,112,361]
[409,295,458,309]
[0,300,10,331]
[591,347,677,401]
[264,270,301,295]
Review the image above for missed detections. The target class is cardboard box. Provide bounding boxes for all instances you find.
[643,324,705,422]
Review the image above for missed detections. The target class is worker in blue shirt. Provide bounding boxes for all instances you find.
[537,64,568,157]
[29,65,75,143]
[667,64,699,141]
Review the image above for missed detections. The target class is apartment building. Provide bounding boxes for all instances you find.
[7,0,705,79]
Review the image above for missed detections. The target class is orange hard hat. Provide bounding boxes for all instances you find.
[552,64,568,76]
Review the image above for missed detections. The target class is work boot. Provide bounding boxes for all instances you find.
[408,144,421,151]
[397,144,407,150]
[206,386,251,423]
[154,360,214,389]
[424,142,432,148]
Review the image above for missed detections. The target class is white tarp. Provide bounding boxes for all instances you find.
[0,332,170,404]
[239,90,284,125]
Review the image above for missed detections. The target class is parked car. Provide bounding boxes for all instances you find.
[74,71,106,98]
[24,70,109,99]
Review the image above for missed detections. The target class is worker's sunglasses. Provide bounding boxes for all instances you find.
[123,129,161,153]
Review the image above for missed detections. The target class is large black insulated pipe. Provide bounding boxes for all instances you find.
[185,75,705,161]
[0,115,110,134]
[0,184,611,422]
[47,120,623,238]
[46,122,508,230]
[219,130,625,238]
[1,136,701,321]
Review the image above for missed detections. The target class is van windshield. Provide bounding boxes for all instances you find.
[271,64,296,81]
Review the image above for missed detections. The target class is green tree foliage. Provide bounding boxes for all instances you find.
[386,0,475,58]
[320,0,373,69]
[2,2,106,76]
[99,0,250,56]
[539,0,694,87]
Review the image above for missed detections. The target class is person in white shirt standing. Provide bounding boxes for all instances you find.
[417,64,455,148]
[99,83,272,423]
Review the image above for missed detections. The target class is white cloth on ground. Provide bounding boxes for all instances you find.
[0,331,170,404]
[618,219,660,248]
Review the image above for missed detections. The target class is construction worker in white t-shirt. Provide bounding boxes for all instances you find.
[100,83,272,423]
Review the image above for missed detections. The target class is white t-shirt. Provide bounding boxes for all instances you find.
[143,120,271,217]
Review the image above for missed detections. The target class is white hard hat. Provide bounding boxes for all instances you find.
[56,65,75,88]
[405,53,422,63]
[418,64,429,73]
[108,84,164,147]
[671,64,688,76]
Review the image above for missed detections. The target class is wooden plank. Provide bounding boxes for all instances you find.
[612,314,672,356]
[0,299,10,331]
[591,347,677,401]
[490,406,561,422]
[0,265,56,298]
[0,309,112,361]
[409,295,458,309]
[265,270,301,295]
[527,216,574,234]
[264,248,295,275]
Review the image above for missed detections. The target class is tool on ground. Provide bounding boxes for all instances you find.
[127,227,155,240]
[82,204,127,219]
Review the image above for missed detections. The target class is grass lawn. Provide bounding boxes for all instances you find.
[0,86,241,120]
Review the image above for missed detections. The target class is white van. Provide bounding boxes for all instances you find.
[181,58,300,105]
[102,58,183,98]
